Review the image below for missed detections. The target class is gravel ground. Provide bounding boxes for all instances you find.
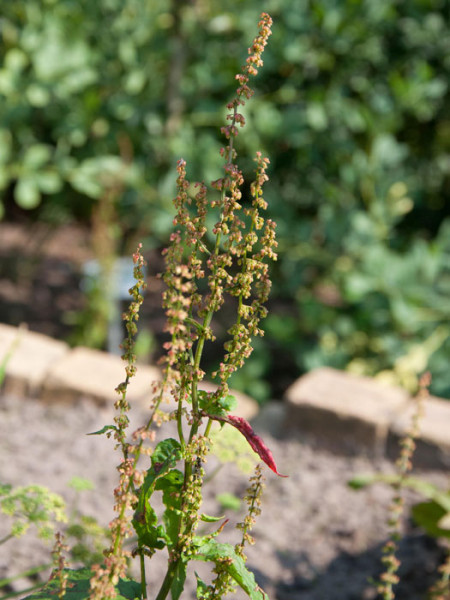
[0,392,448,600]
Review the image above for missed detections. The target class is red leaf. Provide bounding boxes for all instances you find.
[206,413,287,477]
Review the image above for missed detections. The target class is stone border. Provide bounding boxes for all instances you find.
[1,324,449,469]
[284,367,450,469]
[0,323,258,420]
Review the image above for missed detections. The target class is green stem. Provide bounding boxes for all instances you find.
[0,583,48,600]
[0,533,13,546]
[155,88,246,600]
[0,563,51,588]
[154,561,178,600]
[177,397,185,449]
[139,549,147,600]
[204,418,213,438]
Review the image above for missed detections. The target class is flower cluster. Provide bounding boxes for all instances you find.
[428,550,450,600]
[235,464,265,560]
[49,532,68,600]
[221,12,273,143]
[214,152,277,397]
[159,13,275,418]
[161,159,210,406]
[89,245,148,600]
[377,372,430,600]
[89,14,277,600]
[175,435,209,559]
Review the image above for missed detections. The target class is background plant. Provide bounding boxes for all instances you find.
[0,482,66,599]
[349,374,450,599]
[1,0,449,400]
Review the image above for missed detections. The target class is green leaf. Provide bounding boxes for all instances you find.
[67,477,94,492]
[151,439,182,472]
[157,470,183,548]
[87,425,117,436]
[198,391,237,417]
[0,483,12,497]
[411,501,450,540]
[15,178,41,209]
[26,84,51,107]
[200,513,225,523]
[69,156,132,198]
[193,540,268,600]
[132,502,167,550]
[132,440,182,551]
[36,171,63,194]
[171,561,187,600]
[348,474,379,489]
[0,129,12,164]
[23,145,52,169]
[219,394,237,413]
[20,567,141,599]
[348,474,450,512]
[216,492,241,512]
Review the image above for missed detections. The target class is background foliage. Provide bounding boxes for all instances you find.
[1,0,449,399]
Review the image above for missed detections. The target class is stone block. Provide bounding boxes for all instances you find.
[41,346,161,406]
[41,346,259,419]
[0,323,69,396]
[284,367,409,456]
[388,395,450,469]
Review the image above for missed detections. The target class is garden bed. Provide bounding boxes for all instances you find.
[0,392,447,599]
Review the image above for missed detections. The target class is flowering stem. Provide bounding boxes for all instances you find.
[139,551,147,600]
[151,14,274,600]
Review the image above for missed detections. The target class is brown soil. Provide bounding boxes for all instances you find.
[0,392,448,600]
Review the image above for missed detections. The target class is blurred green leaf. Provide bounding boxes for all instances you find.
[23,145,52,169]
[14,178,41,209]
[412,501,450,540]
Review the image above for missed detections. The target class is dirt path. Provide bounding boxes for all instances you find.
[0,392,448,599]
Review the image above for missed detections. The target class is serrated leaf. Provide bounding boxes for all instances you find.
[20,567,141,599]
[193,540,268,600]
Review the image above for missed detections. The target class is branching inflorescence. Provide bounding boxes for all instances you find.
[89,12,279,600]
